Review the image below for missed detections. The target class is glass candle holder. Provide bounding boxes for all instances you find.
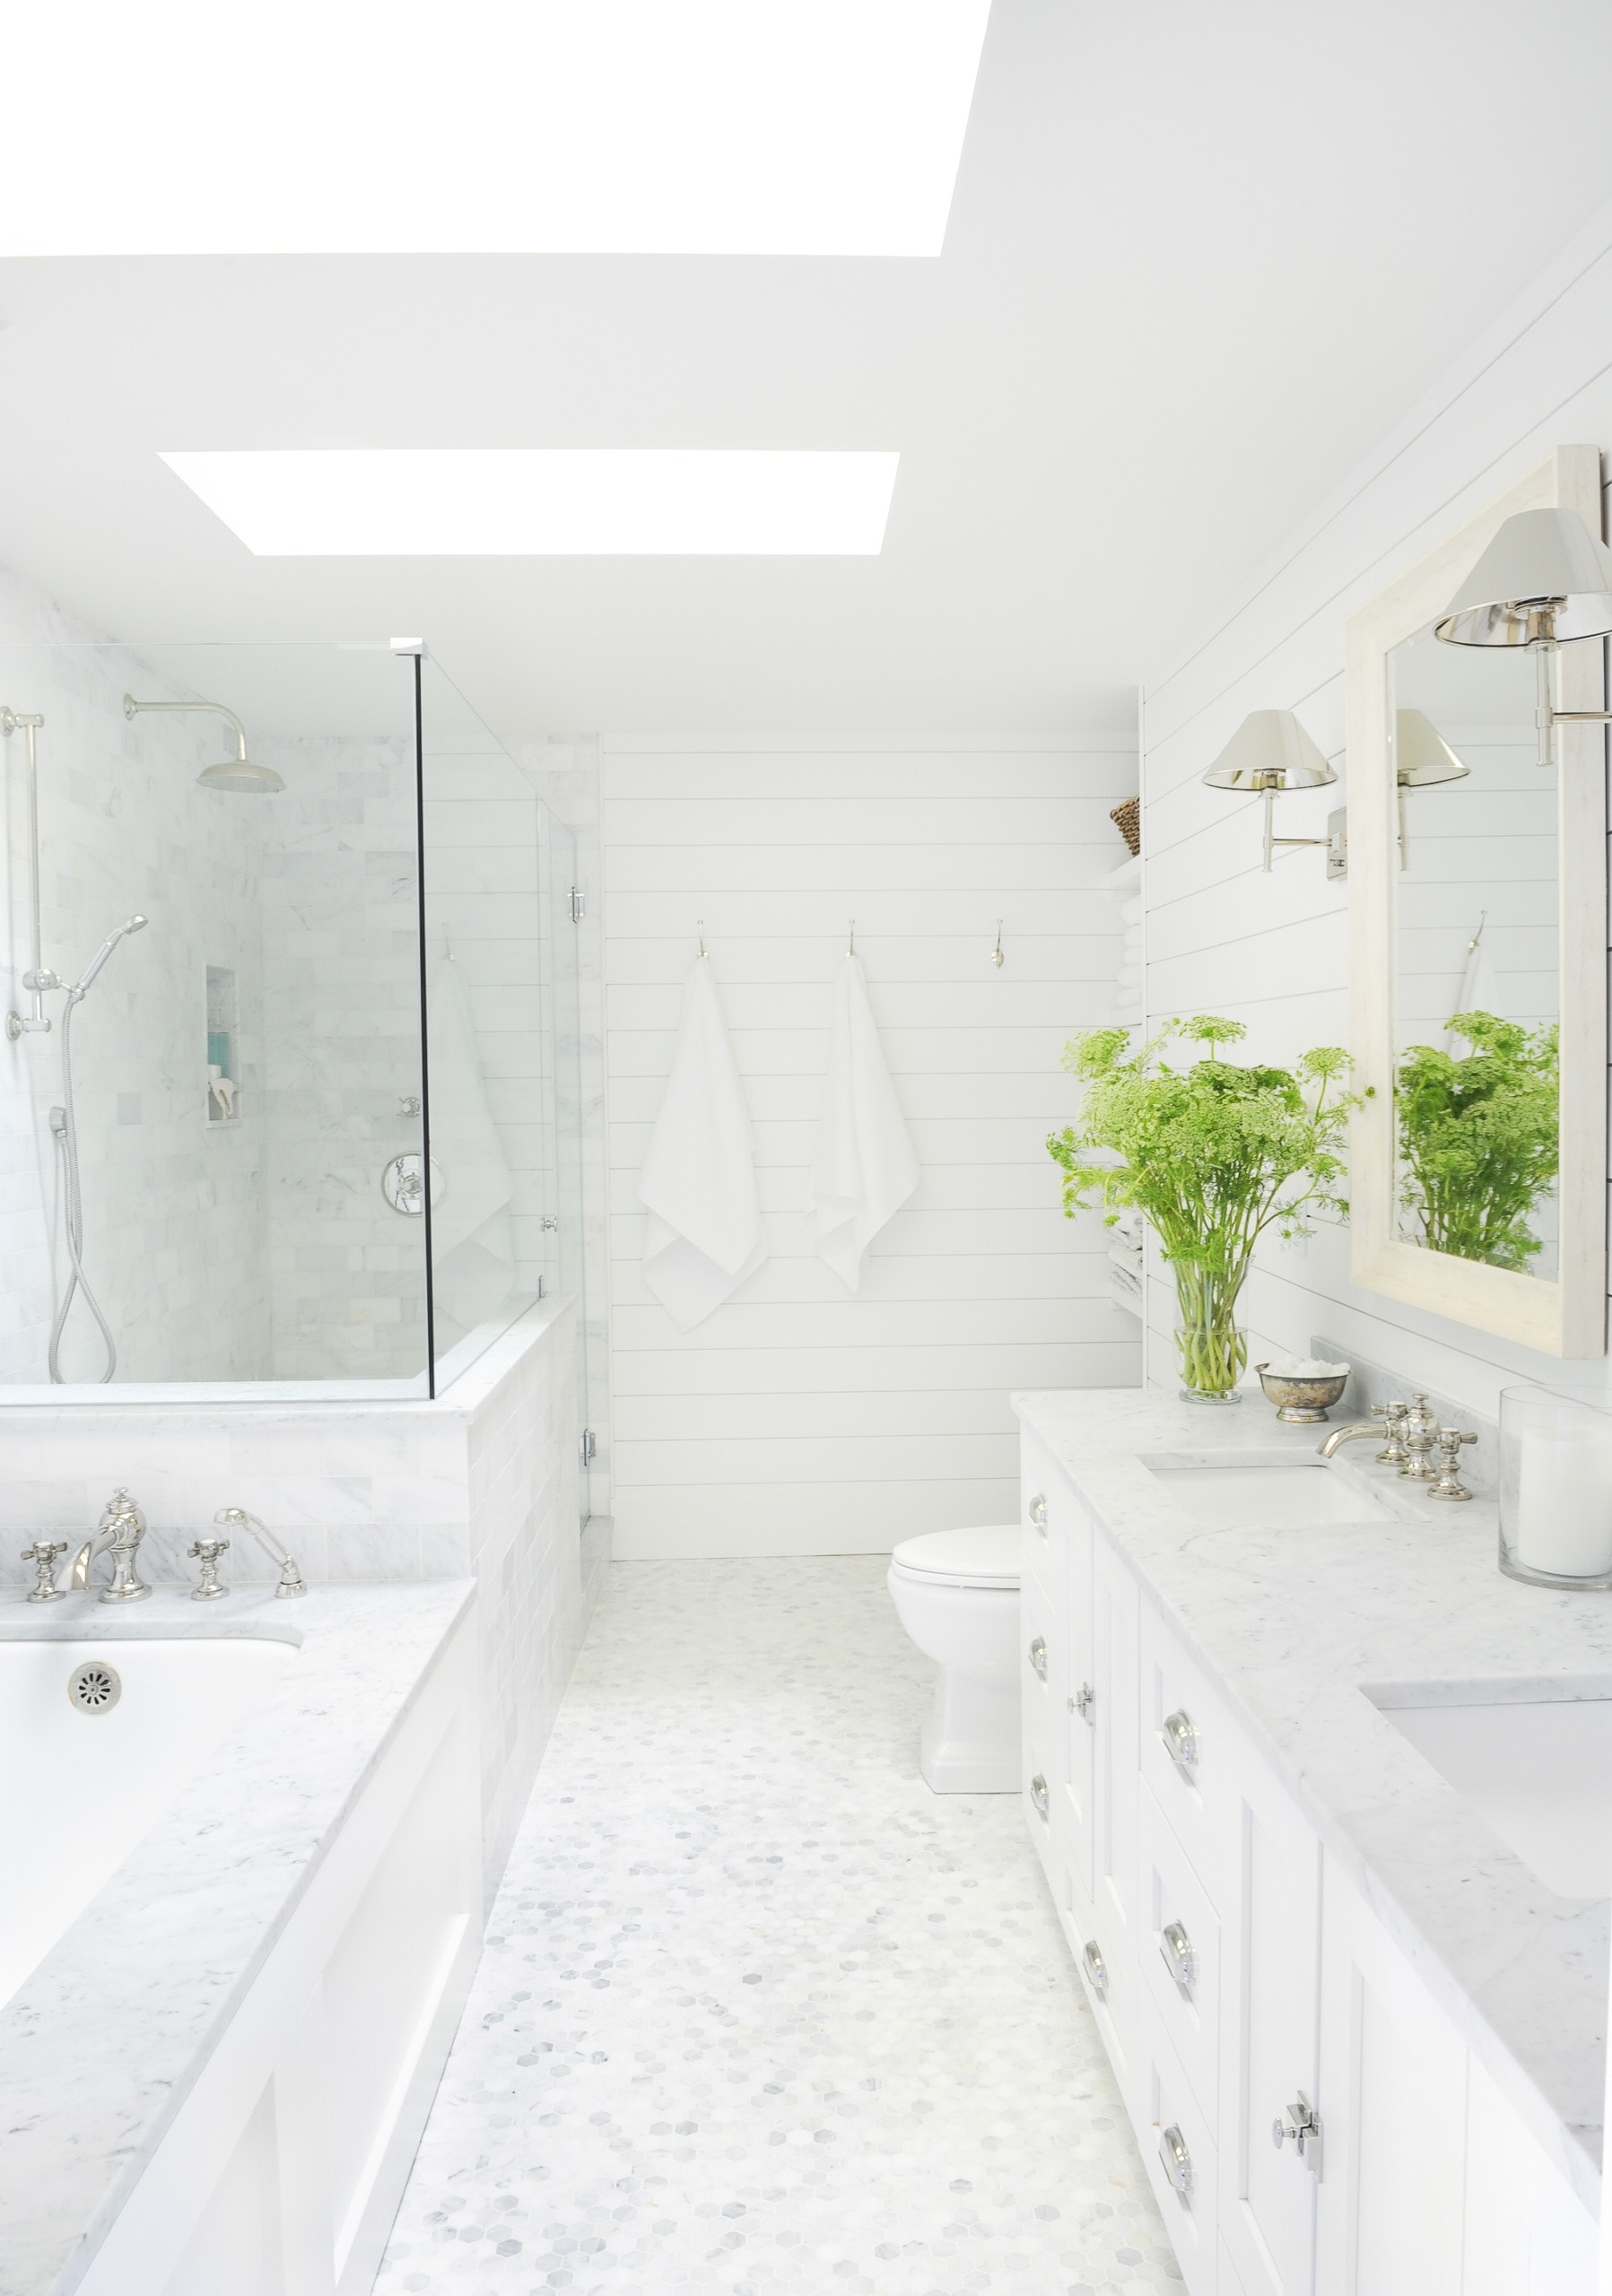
[1499,1386,1612,1589]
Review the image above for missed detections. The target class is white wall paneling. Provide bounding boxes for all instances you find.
[603,735,1141,1558]
[1138,203,1612,1413]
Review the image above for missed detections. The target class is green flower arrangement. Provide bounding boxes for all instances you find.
[1396,1012,1558,1272]
[1047,1017,1359,1401]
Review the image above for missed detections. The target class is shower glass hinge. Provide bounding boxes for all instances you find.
[580,1426,597,1465]
[570,885,586,925]
[539,1214,560,1231]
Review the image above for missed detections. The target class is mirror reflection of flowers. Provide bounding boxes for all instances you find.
[1048,1017,1358,1401]
[1396,1013,1558,1271]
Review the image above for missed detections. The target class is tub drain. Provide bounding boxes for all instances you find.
[67,1660,121,1713]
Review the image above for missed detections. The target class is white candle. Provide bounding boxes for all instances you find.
[1515,1421,1612,1578]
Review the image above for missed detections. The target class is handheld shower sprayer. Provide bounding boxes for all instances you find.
[48,911,148,1384]
[71,914,147,1000]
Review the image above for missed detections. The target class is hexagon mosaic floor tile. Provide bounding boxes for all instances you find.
[376,1557,1176,2296]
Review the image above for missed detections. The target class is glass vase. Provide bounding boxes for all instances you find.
[1498,1385,1612,1589]
[1172,1271,1248,1404]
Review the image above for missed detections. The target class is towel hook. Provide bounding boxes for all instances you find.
[1468,909,1488,952]
[991,919,1005,970]
[443,926,455,961]
[696,918,707,959]
[848,918,856,957]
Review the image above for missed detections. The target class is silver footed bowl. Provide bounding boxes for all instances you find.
[1254,1363,1349,1424]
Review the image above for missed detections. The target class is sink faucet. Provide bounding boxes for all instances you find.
[1316,1422,1381,1460]
[71,1488,151,1604]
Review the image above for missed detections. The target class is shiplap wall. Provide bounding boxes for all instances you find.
[1139,198,1612,1416]
[602,734,1141,1558]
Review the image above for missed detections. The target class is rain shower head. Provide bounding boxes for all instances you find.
[123,693,285,794]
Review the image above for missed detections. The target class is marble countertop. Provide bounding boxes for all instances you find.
[0,1578,475,2296]
[1014,1387,1611,2216]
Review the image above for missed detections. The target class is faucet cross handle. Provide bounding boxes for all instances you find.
[1371,1400,1410,1466]
[1427,1428,1478,1504]
[21,1539,69,1603]
[187,1537,231,1601]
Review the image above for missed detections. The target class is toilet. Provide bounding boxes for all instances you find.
[886,1524,1022,1793]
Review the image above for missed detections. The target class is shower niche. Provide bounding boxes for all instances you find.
[204,964,240,1126]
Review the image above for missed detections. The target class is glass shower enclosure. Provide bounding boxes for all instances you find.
[0,639,585,1415]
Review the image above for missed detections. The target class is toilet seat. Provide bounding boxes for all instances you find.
[889,1524,1020,1591]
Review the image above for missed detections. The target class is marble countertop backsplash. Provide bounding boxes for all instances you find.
[1014,1384,1611,2217]
[0,1578,474,2296]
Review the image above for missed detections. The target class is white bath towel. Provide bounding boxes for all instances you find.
[640,955,767,1331]
[806,952,919,1292]
[426,953,516,1330]
[1446,933,1501,1057]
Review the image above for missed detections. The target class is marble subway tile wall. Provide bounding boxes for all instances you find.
[258,734,430,1380]
[1,630,271,1383]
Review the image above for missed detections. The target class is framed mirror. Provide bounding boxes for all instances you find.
[1346,446,1607,1356]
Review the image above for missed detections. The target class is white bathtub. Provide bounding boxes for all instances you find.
[0,1636,297,2009]
[0,1587,480,2296]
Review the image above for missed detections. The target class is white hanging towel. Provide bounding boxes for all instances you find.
[426,952,517,1330]
[806,952,919,1292]
[1445,929,1501,1056]
[640,955,767,1331]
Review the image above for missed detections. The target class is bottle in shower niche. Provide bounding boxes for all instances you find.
[1499,1386,1612,1588]
[205,964,240,1124]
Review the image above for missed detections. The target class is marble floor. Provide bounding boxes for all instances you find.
[376,1557,1174,2296]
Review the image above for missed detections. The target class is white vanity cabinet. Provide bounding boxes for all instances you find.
[1018,1430,1599,2296]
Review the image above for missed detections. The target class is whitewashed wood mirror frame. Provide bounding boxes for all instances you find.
[1346,444,1608,1356]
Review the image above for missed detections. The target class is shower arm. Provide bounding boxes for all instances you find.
[4,707,52,1039]
[123,693,250,764]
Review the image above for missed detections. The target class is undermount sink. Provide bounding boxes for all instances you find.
[1369,1684,1612,1900]
[1142,1456,1396,1530]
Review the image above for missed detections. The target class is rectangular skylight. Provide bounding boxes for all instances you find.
[4,2,989,258]
[160,449,901,556]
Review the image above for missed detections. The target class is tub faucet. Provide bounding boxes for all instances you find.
[214,1508,306,1598]
[71,1487,151,1604]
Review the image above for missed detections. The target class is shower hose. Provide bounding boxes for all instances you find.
[48,992,118,1383]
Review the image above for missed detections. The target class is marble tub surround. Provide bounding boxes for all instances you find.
[0,1297,597,1902]
[1015,1387,1612,2211]
[0,1579,473,2296]
[376,1558,1173,2296]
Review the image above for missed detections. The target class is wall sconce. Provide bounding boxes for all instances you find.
[1201,710,1338,873]
[1434,506,1612,765]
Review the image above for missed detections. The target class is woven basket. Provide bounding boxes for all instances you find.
[1110,796,1141,857]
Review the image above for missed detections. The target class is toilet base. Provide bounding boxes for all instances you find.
[919,1669,1020,1794]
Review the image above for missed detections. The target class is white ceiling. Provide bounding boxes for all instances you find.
[2,0,1610,740]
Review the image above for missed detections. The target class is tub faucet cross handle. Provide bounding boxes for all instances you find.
[21,1539,69,1603]
[187,1537,231,1601]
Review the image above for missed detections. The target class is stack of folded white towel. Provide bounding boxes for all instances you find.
[1116,894,1143,1013]
[1106,1207,1145,1317]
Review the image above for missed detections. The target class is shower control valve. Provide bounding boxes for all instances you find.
[187,1538,231,1602]
[21,1540,69,1603]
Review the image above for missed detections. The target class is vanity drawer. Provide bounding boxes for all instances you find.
[1138,1777,1222,2130]
[1139,1607,1238,1909]
[1138,1989,1220,2296]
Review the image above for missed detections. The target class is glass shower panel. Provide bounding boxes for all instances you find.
[0,639,428,1396]
[543,808,590,1521]
[418,660,550,1387]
